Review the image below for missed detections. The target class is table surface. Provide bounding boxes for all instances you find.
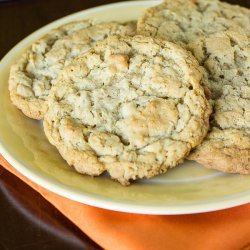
[0,0,249,249]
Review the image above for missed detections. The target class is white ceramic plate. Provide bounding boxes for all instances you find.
[0,1,250,215]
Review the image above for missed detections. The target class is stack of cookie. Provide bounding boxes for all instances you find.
[9,0,250,185]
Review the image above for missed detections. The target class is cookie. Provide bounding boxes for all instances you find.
[43,35,211,185]
[188,31,250,174]
[138,0,250,174]
[138,0,250,45]
[9,20,136,120]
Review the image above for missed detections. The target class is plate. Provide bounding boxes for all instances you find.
[0,1,250,215]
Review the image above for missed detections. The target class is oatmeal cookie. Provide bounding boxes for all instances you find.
[138,0,250,174]
[44,35,211,185]
[138,0,250,45]
[188,31,250,174]
[9,20,136,119]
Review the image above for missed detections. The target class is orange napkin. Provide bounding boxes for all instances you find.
[1,155,250,250]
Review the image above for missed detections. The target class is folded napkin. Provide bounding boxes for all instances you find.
[0,155,250,250]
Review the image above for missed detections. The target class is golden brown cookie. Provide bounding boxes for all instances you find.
[9,20,136,119]
[44,35,211,185]
[138,0,250,174]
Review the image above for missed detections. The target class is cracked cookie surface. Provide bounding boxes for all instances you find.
[44,35,211,185]
[188,31,250,174]
[138,0,250,45]
[9,20,136,119]
[138,0,250,174]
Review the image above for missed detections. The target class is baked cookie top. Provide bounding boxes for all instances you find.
[44,35,211,185]
[138,0,250,174]
[138,0,250,45]
[9,20,136,120]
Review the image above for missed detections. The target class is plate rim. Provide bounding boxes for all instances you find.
[0,0,250,215]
